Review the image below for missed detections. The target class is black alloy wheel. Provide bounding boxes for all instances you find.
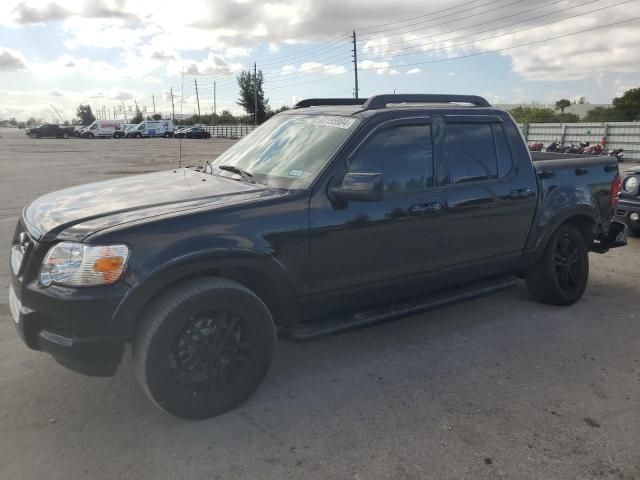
[526,224,589,305]
[134,277,276,419]
[169,311,256,394]
[553,231,586,298]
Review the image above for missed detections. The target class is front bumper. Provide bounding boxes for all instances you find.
[615,199,640,231]
[9,273,129,377]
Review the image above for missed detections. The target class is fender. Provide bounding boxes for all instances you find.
[519,183,602,271]
[109,248,302,340]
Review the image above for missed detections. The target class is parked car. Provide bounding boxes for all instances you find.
[127,120,175,138]
[114,123,137,138]
[175,127,211,139]
[82,120,122,138]
[73,125,88,137]
[173,127,189,137]
[615,165,640,235]
[9,94,626,419]
[25,124,73,139]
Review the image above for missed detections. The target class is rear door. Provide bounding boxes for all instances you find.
[442,115,537,275]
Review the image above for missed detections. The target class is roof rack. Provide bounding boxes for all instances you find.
[293,98,367,109]
[361,94,491,109]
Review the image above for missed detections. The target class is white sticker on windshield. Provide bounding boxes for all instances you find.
[310,116,356,129]
[287,169,305,177]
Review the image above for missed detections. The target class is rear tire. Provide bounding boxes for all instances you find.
[133,278,276,419]
[525,224,589,306]
[63,133,69,139]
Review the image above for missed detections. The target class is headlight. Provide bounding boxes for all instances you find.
[624,176,638,193]
[39,242,129,287]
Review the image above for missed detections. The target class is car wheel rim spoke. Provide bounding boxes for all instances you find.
[554,234,582,293]
[169,310,255,393]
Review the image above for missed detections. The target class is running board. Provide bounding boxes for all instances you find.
[280,275,517,341]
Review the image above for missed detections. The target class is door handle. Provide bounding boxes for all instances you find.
[409,202,444,214]
[509,189,535,200]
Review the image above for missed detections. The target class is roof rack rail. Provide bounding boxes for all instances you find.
[293,98,368,109]
[361,94,491,110]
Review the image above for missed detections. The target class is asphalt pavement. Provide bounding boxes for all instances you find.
[0,127,639,480]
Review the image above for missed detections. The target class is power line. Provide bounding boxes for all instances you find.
[360,0,588,52]
[359,0,630,61]
[359,15,640,72]
[358,0,530,40]
[356,0,490,32]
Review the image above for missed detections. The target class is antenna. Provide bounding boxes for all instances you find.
[179,68,184,169]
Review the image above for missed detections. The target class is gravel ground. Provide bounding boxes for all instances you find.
[0,127,639,480]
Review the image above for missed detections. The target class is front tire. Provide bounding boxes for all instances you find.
[133,278,276,419]
[526,224,589,306]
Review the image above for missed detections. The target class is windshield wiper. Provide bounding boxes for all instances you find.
[217,165,255,184]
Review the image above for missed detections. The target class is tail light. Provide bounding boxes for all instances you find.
[610,175,621,208]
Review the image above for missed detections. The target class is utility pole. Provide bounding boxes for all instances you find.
[122,102,128,122]
[254,62,258,125]
[170,88,175,122]
[152,95,156,115]
[194,78,201,119]
[352,30,359,99]
[113,106,117,120]
[213,81,217,125]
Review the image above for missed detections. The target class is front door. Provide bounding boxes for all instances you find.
[307,116,448,314]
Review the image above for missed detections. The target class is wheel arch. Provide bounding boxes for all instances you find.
[521,208,597,274]
[111,253,301,341]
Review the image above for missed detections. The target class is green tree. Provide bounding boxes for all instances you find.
[219,109,236,124]
[509,106,559,123]
[131,106,144,123]
[555,112,580,123]
[237,69,270,123]
[583,106,627,122]
[612,87,640,121]
[151,113,162,120]
[555,98,571,113]
[76,104,95,125]
[267,105,290,119]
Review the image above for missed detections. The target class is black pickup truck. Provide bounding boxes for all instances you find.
[9,94,626,419]
[25,124,74,139]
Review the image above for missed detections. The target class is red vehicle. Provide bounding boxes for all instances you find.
[528,142,544,151]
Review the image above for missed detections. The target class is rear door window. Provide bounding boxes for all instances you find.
[447,123,498,184]
[492,123,514,177]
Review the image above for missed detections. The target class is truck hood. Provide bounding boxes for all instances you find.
[24,168,285,242]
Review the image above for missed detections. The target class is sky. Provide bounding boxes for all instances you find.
[0,0,639,122]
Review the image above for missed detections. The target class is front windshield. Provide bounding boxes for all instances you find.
[209,113,357,189]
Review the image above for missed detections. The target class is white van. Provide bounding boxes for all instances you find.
[82,120,123,138]
[128,120,175,138]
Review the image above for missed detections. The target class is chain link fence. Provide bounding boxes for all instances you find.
[202,124,257,139]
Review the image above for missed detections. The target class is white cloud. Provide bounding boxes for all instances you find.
[298,62,347,75]
[406,67,421,75]
[359,60,398,75]
[0,48,27,71]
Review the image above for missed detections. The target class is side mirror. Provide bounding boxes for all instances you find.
[330,172,384,202]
